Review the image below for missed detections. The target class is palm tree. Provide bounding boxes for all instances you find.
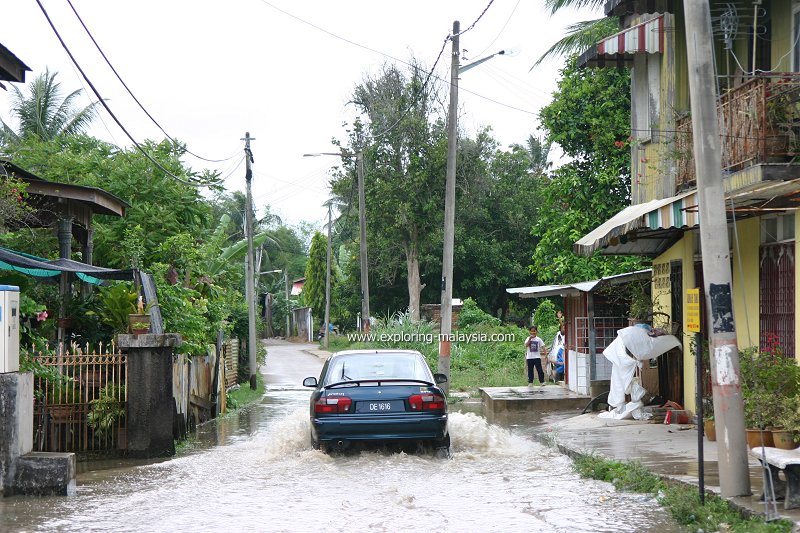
[0,69,97,145]
[532,0,618,69]
[526,135,553,175]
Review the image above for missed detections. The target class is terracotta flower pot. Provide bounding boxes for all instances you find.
[746,428,774,448]
[703,419,716,442]
[128,313,151,333]
[772,429,798,450]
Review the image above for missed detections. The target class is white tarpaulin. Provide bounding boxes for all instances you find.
[598,325,681,420]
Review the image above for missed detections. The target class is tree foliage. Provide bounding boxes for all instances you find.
[304,232,327,321]
[532,59,642,283]
[0,69,97,145]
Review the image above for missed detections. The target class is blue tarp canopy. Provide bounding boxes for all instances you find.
[0,247,132,285]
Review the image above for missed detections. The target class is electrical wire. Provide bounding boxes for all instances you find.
[64,0,238,164]
[255,0,521,142]
[34,0,222,188]
[456,0,496,36]
[472,0,520,58]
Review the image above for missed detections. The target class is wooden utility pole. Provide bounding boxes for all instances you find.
[356,151,370,332]
[242,132,258,391]
[683,0,750,497]
[324,202,333,349]
[438,20,459,394]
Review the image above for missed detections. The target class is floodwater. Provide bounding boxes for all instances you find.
[0,386,682,533]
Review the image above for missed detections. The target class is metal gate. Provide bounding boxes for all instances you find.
[760,242,795,358]
[31,344,127,454]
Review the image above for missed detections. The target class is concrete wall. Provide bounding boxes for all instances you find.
[0,372,33,494]
[1,372,74,497]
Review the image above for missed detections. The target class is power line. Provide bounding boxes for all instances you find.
[64,0,239,165]
[456,0,497,36]
[472,0,520,57]
[34,0,222,189]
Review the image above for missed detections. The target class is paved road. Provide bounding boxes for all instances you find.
[261,338,325,387]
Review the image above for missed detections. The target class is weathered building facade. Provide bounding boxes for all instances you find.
[577,0,800,410]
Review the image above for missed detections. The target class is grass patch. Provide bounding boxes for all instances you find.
[175,435,200,456]
[572,454,792,532]
[318,312,529,394]
[225,373,265,411]
[573,455,665,493]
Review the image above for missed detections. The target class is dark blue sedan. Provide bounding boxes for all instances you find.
[303,349,449,455]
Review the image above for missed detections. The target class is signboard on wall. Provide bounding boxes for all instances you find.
[686,288,701,332]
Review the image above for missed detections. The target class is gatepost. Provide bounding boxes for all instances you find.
[117,333,182,459]
[1,284,75,497]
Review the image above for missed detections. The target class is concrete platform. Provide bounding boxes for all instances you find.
[480,384,591,414]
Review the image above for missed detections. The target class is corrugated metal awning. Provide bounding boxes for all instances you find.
[507,269,652,299]
[574,191,695,256]
[577,14,670,68]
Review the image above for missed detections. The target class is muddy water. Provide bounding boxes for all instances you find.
[0,387,681,533]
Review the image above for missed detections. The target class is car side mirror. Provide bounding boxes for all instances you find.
[303,377,318,387]
[433,373,448,384]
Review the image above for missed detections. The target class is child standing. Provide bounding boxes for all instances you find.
[524,326,547,386]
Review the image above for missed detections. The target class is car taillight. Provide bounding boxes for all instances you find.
[314,396,352,414]
[408,393,446,411]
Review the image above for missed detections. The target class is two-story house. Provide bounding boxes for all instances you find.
[575,0,800,411]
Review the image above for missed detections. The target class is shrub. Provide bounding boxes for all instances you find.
[457,298,500,328]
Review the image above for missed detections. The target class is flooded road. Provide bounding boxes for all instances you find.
[0,342,682,533]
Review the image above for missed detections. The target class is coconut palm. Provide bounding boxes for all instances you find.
[532,0,618,69]
[0,69,97,145]
[526,135,553,175]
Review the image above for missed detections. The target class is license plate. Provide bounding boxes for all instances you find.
[356,400,403,413]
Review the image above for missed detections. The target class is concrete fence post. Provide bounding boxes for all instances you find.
[117,333,182,459]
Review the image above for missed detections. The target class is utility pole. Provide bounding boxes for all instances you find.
[324,202,333,349]
[242,132,258,391]
[683,0,750,497]
[438,20,459,394]
[357,151,370,333]
[285,270,291,337]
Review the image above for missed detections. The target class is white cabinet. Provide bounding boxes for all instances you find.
[0,286,20,373]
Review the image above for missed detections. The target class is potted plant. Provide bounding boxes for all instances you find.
[89,282,138,334]
[127,296,151,333]
[87,384,126,440]
[773,396,800,450]
[740,342,800,447]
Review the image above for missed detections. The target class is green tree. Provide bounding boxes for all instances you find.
[532,59,642,283]
[303,232,327,321]
[0,69,97,146]
[452,130,546,319]
[332,60,447,320]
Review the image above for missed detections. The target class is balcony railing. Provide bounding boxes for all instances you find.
[675,75,800,190]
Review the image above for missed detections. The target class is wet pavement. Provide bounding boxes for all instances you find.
[309,345,800,526]
[540,410,800,526]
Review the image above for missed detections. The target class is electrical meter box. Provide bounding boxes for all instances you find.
[0,285,20,373]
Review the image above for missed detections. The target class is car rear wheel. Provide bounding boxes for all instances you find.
[434,434,450,458]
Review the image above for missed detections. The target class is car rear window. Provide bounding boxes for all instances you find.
[324,353,431,385]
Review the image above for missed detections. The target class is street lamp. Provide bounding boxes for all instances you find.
[303,151,370,334]
[439,22,509,393]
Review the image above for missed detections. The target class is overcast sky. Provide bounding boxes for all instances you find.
[1,0,599,228]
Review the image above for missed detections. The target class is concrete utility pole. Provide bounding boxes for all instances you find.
[356,151,370,333]
[438,20,459,393]
[285,270,291,337]
[324,202,333,349]
[683,0,750,497]
[242,132,258,391]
